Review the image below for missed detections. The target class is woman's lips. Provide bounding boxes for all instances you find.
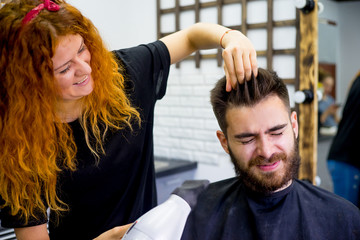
[73,75,89,86]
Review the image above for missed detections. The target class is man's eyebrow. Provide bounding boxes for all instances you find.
[265,123,288,134]
[234,132,257,139]
[54,38,84,72]
[233,123,288,139]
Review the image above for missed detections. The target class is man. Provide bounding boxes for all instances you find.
[181,68,360,240]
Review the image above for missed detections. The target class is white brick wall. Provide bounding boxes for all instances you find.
[154,64,227,165]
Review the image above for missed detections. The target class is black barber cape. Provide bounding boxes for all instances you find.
[181,178,360,240]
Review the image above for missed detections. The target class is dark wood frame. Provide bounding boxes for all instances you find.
[157,0,299,85]
[297,1,318,183]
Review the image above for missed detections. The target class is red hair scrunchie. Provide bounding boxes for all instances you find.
[22,0,60,26]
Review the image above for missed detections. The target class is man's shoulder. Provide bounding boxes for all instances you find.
[294,179,342,199]
[196,177,243,205]
[206,177,241,192]
[294,179,360,215]
[294,179,345,201]
[190,177,246,221]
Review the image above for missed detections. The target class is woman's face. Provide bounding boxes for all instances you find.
[322,76,334,96]
[52,34,94,102]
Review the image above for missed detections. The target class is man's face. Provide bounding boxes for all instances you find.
[216,95,300,193]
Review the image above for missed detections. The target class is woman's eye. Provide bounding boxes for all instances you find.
[60,66,70,74]
[78,45,87,54]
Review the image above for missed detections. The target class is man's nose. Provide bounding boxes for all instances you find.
[256,136,274,159]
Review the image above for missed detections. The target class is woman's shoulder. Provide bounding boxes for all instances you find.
[112,40,169,65]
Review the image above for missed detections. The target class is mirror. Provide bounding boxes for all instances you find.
[317,0,360,192]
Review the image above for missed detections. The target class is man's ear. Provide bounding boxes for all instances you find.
[290,111,299,138]
[216,130,229,154]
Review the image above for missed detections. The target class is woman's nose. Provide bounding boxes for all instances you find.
[74,57,91,76]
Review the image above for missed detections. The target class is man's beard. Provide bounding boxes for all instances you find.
[229,136,300,194]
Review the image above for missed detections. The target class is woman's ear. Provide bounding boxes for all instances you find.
[290,111,299,138]
[216,130,229,154]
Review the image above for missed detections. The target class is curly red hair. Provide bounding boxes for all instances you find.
[0,0,140,223]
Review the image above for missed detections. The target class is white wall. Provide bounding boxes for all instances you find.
[338,2,360,102]
[318,0,360,106]
[67,0,157,49]
[67,0,298,183]
[318,0,339,64]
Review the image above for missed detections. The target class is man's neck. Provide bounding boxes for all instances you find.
[273,179,293,193]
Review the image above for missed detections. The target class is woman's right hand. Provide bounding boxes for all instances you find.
[328,104,340,116]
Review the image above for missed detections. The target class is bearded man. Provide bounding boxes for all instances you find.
[181,68,360,240]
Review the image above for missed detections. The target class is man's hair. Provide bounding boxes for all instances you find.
[210,68,290,135]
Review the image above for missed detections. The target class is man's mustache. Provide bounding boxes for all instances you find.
[248,152,287,167]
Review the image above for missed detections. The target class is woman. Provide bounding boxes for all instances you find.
[327,72,360,207]
[0,0,258,239]
[318,69,340,136]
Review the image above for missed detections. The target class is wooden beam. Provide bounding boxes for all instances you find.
[156,0,161,39]
[267,0,273,70]
[160,0,259,13]
[297,1,318,184]
[241,0,247,35]
[175,0,180,68]
[195,0,201,68]
[159,20,297,39]
[217,0,223,67]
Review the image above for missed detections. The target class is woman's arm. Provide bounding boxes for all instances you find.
[320,104,340,124]
[159,22,258,91]
[14,224,49,240]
